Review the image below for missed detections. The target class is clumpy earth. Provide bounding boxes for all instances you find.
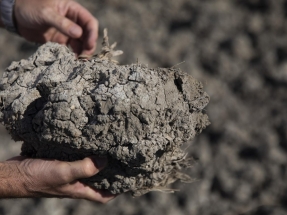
[1,0,287,215]
[0,38,209,196]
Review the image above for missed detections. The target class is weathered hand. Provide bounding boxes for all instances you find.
[14,0,98,55]
[0,156,115,203]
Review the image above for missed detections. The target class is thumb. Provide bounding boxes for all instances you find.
[44,9,83,38]
[68,157,107,180]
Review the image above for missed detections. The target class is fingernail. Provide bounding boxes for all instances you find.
[69,26,82,37]
[94,157,107,169]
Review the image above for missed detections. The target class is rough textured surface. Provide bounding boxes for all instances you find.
[1,0,287,214]
[0,41,209,196]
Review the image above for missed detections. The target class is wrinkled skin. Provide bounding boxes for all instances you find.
[0,0,112,202]
[0,156,115,202]
[14,0,98,55]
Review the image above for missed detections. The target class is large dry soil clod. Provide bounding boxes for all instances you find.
[0,33,209,196]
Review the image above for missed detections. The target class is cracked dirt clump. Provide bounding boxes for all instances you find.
[0,40,209,196]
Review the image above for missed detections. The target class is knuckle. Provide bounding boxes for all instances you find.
[56,162,72,182]
[59,18,70,30]
[41,7,54,19]
[68,0,79,10]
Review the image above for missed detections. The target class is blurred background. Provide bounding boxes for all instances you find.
[1,0,287,214]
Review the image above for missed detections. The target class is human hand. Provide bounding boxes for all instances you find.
[14,0,98,56]
[0,156,115,203]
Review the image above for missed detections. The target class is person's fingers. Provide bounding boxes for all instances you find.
[65,1,98,53]
[81,21,98,56]
[61,181,116,203]
[82,188,116,203]
[60,157,107,182]
[51,31,69,45]
[69,39,83,56]
[82,18,98,52]
[43,8,83,39]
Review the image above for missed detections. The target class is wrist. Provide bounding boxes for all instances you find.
[0,162,29,198]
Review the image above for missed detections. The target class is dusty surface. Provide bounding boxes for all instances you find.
[0,41,209,196]
[0,0,287,214]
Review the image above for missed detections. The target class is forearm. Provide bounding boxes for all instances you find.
[0,162,27,198]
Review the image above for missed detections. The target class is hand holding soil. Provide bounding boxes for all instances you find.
[0,0,109,202]
[0,0,209,202]
[0,32,209,197]
[0,156,115,202]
